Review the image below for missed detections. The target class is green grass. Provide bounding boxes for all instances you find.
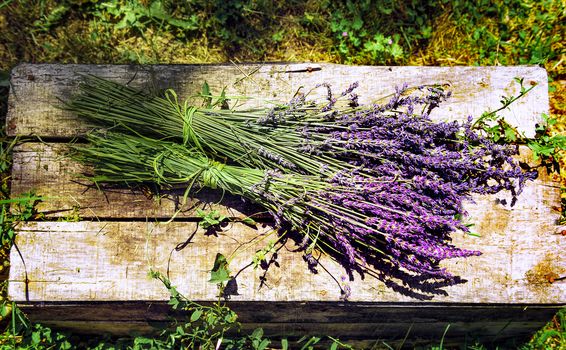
[523,308,566,349]
[0,0,564,348]
[0,1,563,74]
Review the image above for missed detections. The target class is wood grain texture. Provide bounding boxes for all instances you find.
[18,301,560,323]
[16,302,559,345]
[6,64,564,304]
[7,64,548,138]
[8,219,565,303]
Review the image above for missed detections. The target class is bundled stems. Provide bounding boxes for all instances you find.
[66,76,537,299]
[65,76,353,175]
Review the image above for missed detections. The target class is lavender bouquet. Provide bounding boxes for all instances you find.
[65,76,536,299]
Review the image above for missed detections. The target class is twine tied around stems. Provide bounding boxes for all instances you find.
[152,146,226,190]
[200,159,226,190]
[164,89,203,152]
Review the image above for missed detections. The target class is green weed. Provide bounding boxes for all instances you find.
[0,192,43,248]
[0,302,73,349]
[522,307,566,349]
[196,209,228,230]
[329,0,404,64]
[0,0,562,75]
[474,78,566,174]
[413,0,564,78]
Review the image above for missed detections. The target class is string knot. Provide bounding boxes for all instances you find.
[200,159,225,189]
[164,89,203,151]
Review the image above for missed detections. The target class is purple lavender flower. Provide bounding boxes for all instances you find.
[276,82,536,297]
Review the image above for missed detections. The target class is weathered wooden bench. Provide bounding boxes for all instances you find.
[6,63,565,347]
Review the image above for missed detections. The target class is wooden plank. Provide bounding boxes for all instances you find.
[17,301,561,324]
[7,64,548,138]
[6,63,564,343]
[8,221,565,303]
[10,143,562,223]
[15,302,561,345]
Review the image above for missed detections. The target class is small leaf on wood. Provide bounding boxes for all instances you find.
[196,209,228,229]
[209,253,230,284]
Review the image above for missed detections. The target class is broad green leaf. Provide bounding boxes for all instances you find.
[258,338,270,350]
[209,265,230,284]
[206,312,217,326]
[176,325,185,335]
[209,253,230,284]
[504,126,517,142]
[196,209,227,229]
[224,310,238,323]
[0,303,7,317]
[168,297,180,309]
[148,1,167,18]
[352,17,363,30]
[31,330,41,344]
[251,328,264,339]
[492,132,501,142]
[531,142,554,156]
[190,309,203,322]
